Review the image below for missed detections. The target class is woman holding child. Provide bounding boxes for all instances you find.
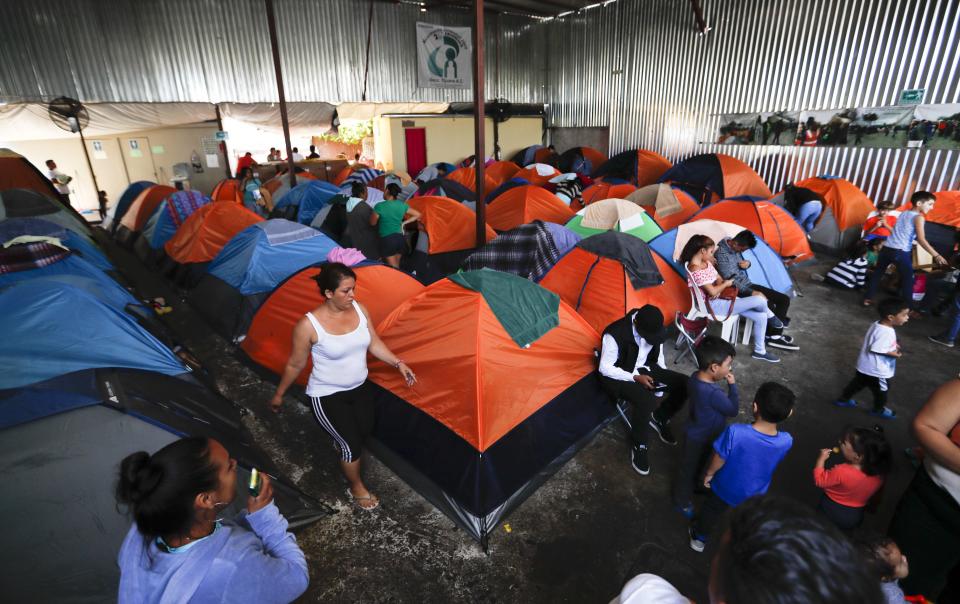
[680,234,783,363]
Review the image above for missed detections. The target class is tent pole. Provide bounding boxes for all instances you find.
[76,128,102,217]
[264,0,297,190]
[214,104,233,179]
[472,0,487,249]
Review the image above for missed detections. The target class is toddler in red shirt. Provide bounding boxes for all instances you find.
[813,425,892,530]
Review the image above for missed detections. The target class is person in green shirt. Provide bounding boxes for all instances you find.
[370,183,420,268]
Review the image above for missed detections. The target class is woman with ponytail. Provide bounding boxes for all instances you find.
[115,437,308,603]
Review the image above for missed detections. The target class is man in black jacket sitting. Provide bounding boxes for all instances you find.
[599,305,688,476]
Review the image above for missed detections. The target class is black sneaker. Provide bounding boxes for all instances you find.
[766,335,800,351]
[929,335,955,348]
[649,413,678,445]
[631,446,650,475]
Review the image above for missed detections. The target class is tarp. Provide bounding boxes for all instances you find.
[240,263,424,386]
[461,220,578,282]
[659,153,771,203]
[164,201,264,264]
[207,219,338,295]
[688,198,813,261]
[649,219,794,295]
[407,196,495,254]
[626,183,701,231]
[0,279,186,389]
[578,231,664,289]
[565,198,663,242]
[485,185,575,231]
[540,233,689,333]
[272,180,340,225]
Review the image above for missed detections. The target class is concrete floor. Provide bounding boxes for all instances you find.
[104,235,958,603]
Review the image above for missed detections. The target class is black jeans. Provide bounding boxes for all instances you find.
[693,490,730,541]
[817,494,864,531]
[840,371,889,411]
[600,367,687,449]
[673,435,714,507]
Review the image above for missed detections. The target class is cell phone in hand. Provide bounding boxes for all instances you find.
[248,468,262,497]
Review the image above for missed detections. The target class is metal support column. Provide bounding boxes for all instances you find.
[264,0,297,189]
[214,104,232,179]
[472,0,486,248]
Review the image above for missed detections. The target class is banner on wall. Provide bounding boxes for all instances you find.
[717,111,799,145]
[416,22,472,89]
[909,103,960,149]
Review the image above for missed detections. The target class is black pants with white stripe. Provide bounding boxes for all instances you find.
[840,371,889,411]
[310,380,375,463]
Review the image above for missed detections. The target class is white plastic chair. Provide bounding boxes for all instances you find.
[683,263,753,346]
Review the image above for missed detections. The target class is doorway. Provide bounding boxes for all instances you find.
[120,137,158,183]
[404,128,427,176]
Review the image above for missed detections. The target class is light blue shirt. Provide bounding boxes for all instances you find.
[885,210,917,252]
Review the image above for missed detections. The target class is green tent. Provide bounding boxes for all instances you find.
[565,198,663,242]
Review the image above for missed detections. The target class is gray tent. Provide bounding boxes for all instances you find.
[0,368,332,604]
[769,188,859,254]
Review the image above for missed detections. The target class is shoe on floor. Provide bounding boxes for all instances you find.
[649,413,678,445]
[688,527,705,553]
[810,273,825,282]
[675,503,694,520]
[631,445,650,475]
[929,335,955,348]
[766,335,800,351]
[752,350,780,363]
[832,398,858,408]
[869,407,897,419]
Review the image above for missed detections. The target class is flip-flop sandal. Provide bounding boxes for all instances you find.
[345,488,380,511]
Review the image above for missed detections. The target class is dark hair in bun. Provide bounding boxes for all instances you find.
[314,262,356,298]
[116,437,219,541]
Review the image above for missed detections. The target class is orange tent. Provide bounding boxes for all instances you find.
[627,183,701,231]
[906,190,960,228]
[0,149,60,199]
[241,264,424,386]
[634,150,673,187]
[486,185,575,231]
[581,180,638,206]
[690,199,813,260]
[408,196,495,253]
[333,165,355,185]
[660,153,771,203]
[370,272,600,452]
[448,166,497,194]
[164,201,264,264]
[211,179,243,203]
[119,185,176,231]
[540,232,689,333]
[515,163,561,186]
[791,176,874,231]
[485,160,521,185]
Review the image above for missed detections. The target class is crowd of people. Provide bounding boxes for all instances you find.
[99,158,959,602]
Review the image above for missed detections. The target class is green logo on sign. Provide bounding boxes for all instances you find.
[422,29,467,79]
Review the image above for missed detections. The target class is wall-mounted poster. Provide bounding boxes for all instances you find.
[909,103,960,150]
[848,106,913,148]
[795,109,856,147]
[717,111,799,145]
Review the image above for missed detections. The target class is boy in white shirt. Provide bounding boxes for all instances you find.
[833,298,910,419]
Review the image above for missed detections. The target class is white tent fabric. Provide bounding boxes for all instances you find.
[0,103,216,141]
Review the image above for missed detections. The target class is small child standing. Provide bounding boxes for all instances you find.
[813,425,892,530]
[834,298,910,419]
[855,532,913,604]
[673,336,739,519]
[689,382,795,552]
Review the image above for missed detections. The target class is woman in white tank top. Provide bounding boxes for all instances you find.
[269,263,416,510]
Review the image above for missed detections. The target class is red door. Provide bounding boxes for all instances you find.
[404,128,427,177]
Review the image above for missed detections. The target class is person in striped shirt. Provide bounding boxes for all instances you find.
[814,239,883,290]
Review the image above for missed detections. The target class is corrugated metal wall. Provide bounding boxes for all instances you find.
[546,0,960,200]
[0,0,545,105]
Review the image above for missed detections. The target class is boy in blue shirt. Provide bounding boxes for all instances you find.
[673,336,739,519]
[689,381,795,552]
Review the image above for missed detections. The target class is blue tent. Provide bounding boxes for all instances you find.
[0,278,187,390]
[142,190,210,250]
[208,219,338,295]
[191,219,338,339]
[649,226,794,295]
[0,251,127,295]
[272,180,340,225]
[108,180,154,231]
[0,217,113,272]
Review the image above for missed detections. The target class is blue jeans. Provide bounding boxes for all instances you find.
[938,296,960,342]
[709,295,772,353]
[796,201,823,233]
[865,247,914,307]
